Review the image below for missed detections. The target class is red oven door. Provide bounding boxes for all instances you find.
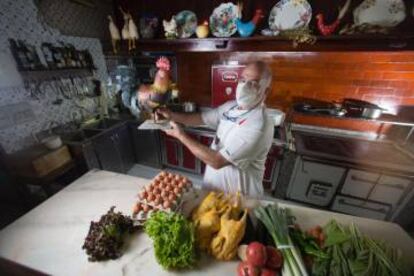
[211,64,245,107]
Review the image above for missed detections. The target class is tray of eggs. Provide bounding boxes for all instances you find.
[132,171,193,221]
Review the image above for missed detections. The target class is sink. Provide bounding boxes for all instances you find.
[63,129,102,143]
[82,118,122,130]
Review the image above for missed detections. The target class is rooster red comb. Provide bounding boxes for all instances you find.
[156,57,171,71]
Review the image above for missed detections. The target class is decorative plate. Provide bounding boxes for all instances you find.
[269,0,312,32]
[175,10,198,38]
[354,0,406,27]
[209,2,238,38]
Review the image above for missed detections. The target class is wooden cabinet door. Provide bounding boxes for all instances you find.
[181,133,198,172]
[163,134,180,167]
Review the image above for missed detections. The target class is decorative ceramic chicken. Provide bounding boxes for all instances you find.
[236,2,264,37]
[107,15,120,53]
[316,0,351,36]
[163,16,178,39]
[127,12,139,50]
[196,21,209,38]
[119,7,130,50]
[137,56,177,114]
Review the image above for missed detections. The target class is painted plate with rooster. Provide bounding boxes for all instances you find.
[209,2,238,37]
[269,0,312,32]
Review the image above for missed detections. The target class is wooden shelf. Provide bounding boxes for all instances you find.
[19,68,94,81]
[103,35,414,55]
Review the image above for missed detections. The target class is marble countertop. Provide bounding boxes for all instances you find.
[0,170,413,275]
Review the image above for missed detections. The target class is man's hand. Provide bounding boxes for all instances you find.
[163,121,185,140]
[156,107,173,121]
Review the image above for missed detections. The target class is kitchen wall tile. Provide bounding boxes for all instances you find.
[0,0,108,154]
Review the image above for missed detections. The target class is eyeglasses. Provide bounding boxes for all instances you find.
[238,78,260,89]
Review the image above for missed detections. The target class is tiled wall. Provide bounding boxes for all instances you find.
[266,52,414,115]
[0,0,108,154]
[177,52,414,132]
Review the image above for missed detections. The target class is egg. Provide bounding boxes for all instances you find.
[174,187,181,195]
[178,182,185,189]
[155,193,161,200]
[168,194,176,202]
[139,190,148,200]
[143,204,150,212]
[133,203,141,214]
[160,171,167,177]
[154,197,161,206]
[148,194,155,202]
[165,185,172,192]
[163,200,171,209]
[161,190,169,198]
[174,175,181,181]
[171,180,177,186]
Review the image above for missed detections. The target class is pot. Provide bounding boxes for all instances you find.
[183,102,197,113]
[41,135,63,150]
[343,99,385,119]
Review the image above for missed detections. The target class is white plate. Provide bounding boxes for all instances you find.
[354,0,406,27]
[269,0,312,32]
[209,2,238,37]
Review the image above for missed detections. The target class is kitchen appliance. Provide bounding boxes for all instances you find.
[287,157,346,206]
[211,63,245,107]
[183,101,197,113]
[343,98,386,119]
[294,102,347,117]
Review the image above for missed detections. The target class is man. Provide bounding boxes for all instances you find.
[156,61,275,197]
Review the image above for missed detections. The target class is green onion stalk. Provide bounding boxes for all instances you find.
[255,204,308,276]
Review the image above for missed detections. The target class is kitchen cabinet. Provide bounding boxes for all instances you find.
[116,124,135,172]
[130,122,162,168]
[287,157,346,206]
[369,175,411,208]
[163,135,180,168]
[331,195,390,220]
[263,145,283,191]
[181,133,198,172]
[93,130,124,173]
[341,169,380,198]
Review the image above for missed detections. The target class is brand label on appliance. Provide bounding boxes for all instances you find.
[221,71,238,83]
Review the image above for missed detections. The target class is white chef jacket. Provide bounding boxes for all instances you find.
[201,101,275,197]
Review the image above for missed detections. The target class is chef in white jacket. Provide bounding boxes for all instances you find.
[155,61,276,197]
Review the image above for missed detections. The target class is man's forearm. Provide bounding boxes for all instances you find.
[178,132,228,170]
[171,112,203,126]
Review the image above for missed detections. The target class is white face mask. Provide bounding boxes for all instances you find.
[235,81,262,109]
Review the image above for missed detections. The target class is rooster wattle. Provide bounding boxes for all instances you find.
[316,0,351,36]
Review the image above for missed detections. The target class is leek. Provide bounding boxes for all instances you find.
[255,204,308,276]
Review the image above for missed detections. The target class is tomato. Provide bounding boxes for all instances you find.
[260,268,278,276]
[265,246,283,270]
[246,242,267,267]
[237,262,260,276]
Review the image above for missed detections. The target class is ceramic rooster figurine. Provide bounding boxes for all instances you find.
[163,16,178,39]
[236,2,264,37]
[107,15,120,53]
[137,57,177,116]
[316,0,351,36]
[119,7,139,51]
[119,7,130,50]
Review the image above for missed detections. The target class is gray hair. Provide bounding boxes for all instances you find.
[246,60,272,96]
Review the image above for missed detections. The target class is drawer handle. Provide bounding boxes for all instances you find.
[351,175,377,184]
[215,40,228,49]
[379,183,406,190]
[338,199,388,214]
